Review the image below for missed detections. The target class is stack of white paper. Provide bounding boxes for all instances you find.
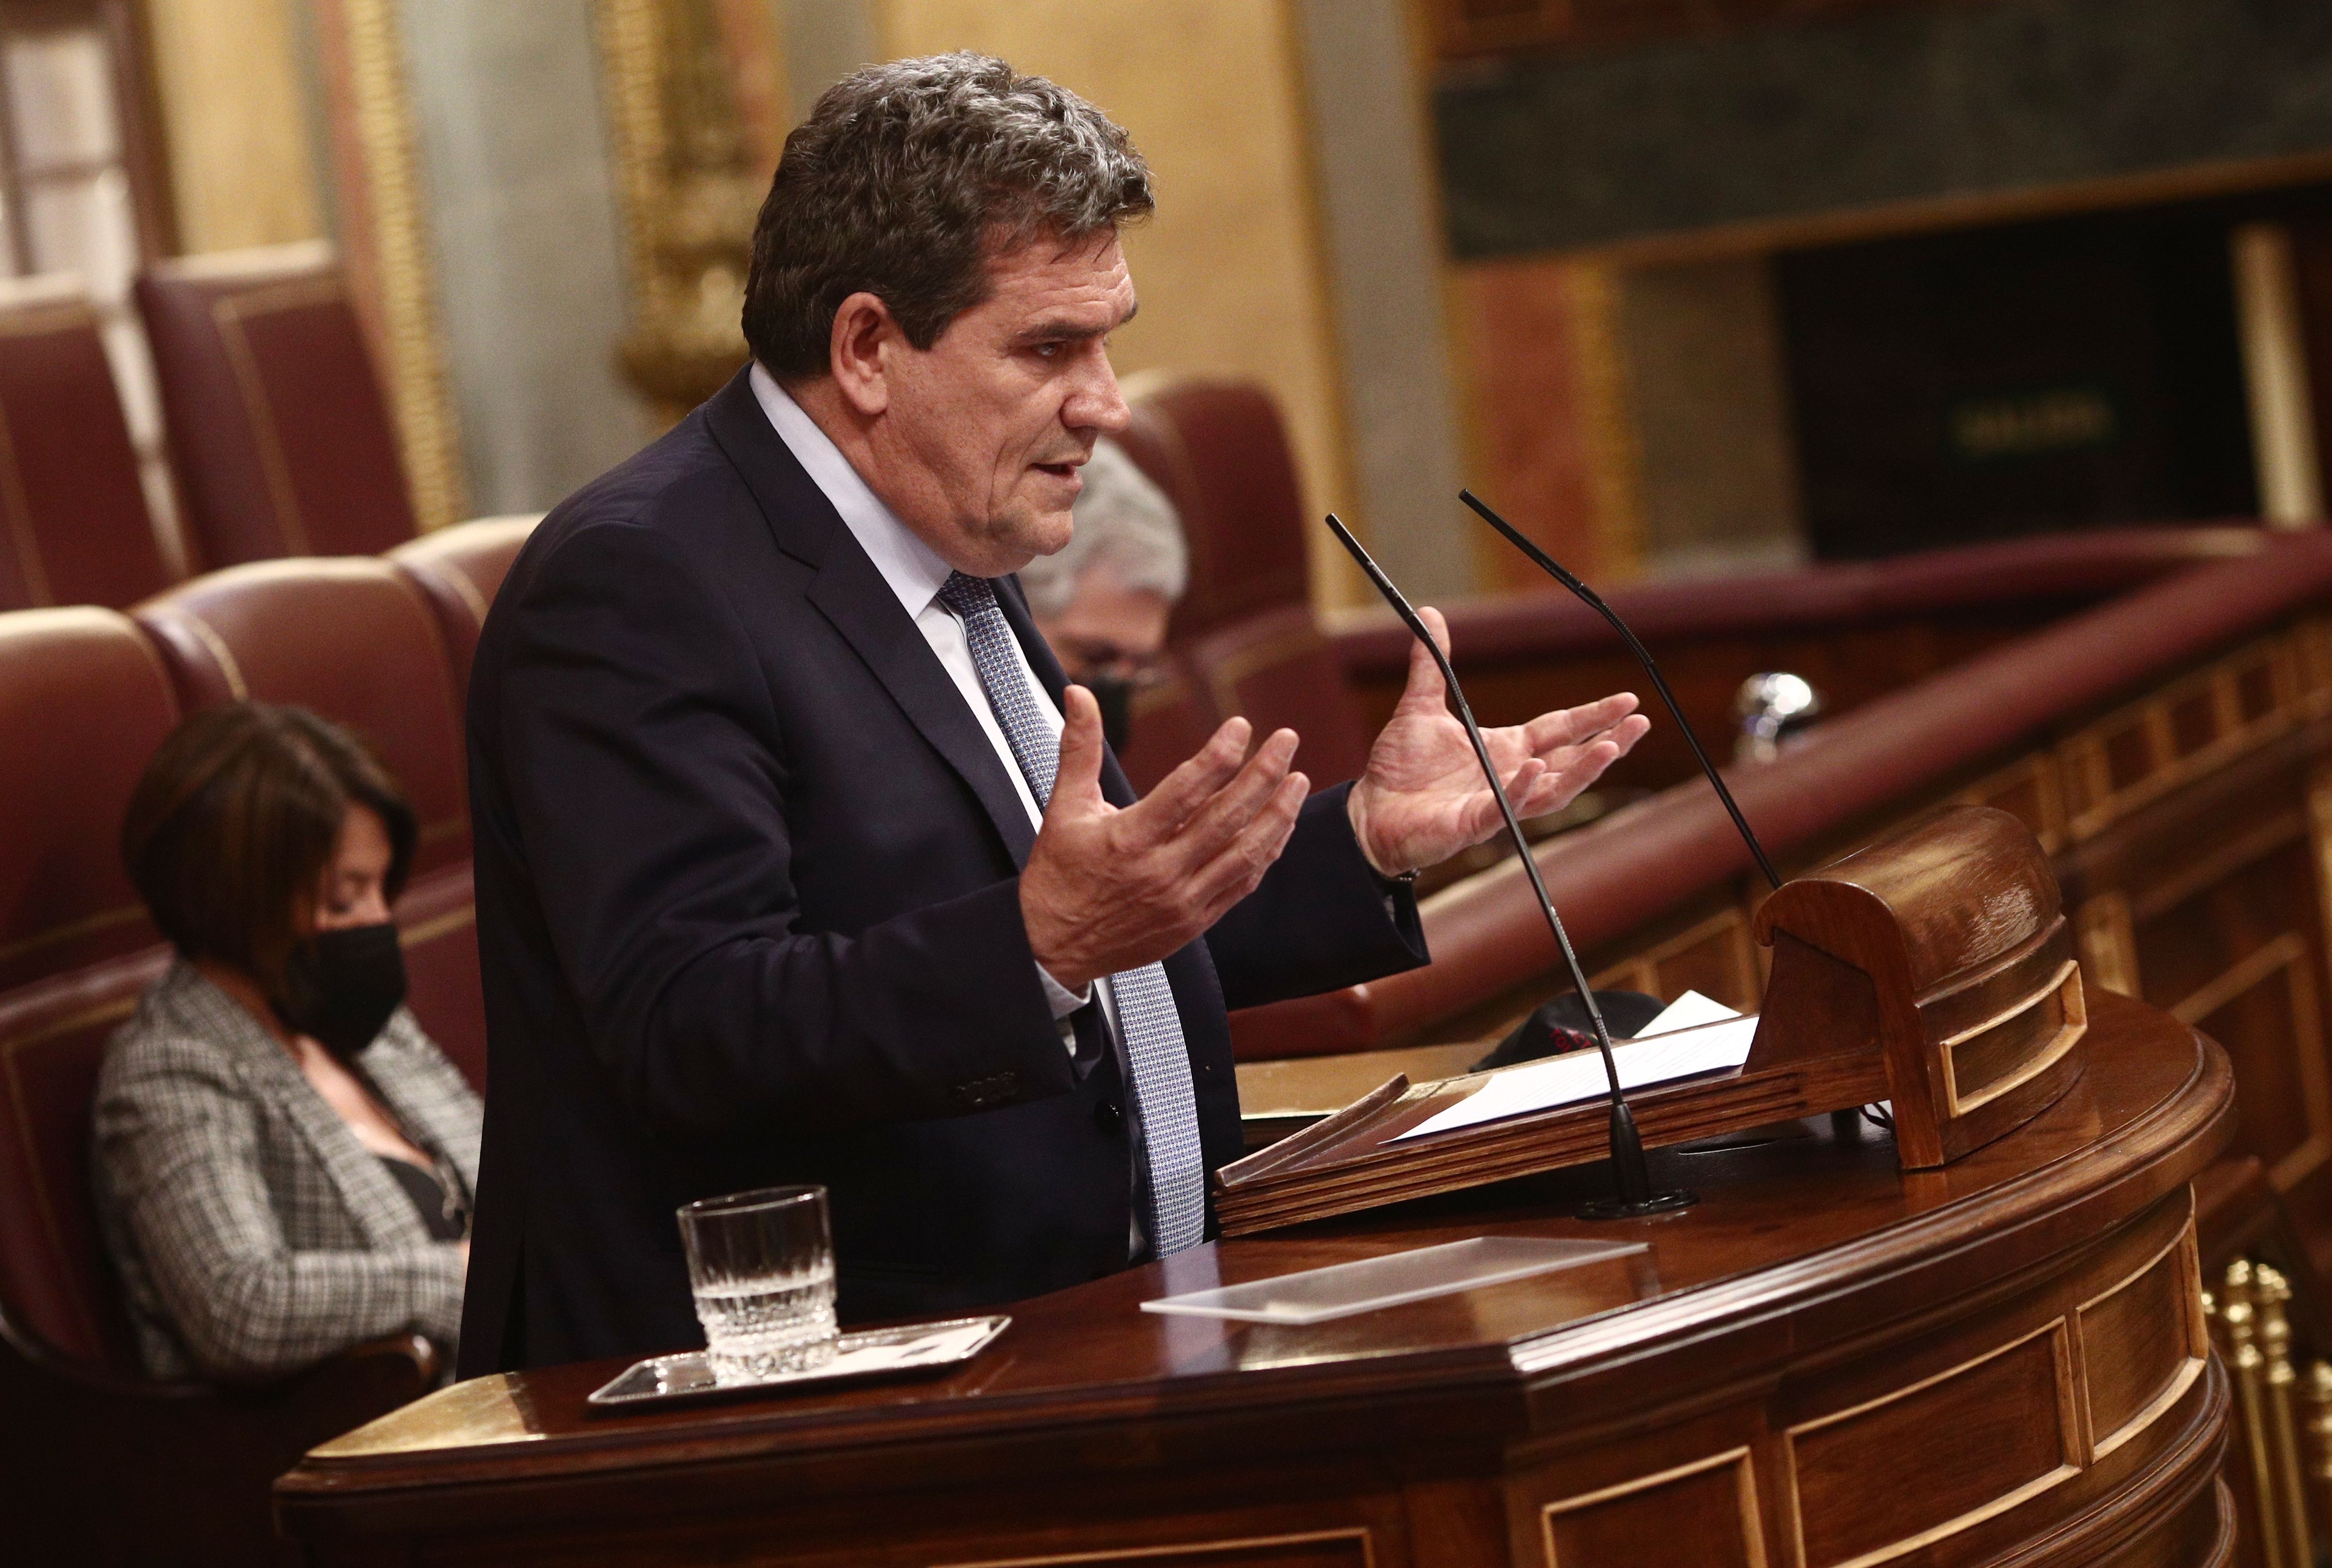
[1395,991,1757,1142]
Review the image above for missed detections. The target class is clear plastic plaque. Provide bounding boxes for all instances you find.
[1140,1236,1648,1326]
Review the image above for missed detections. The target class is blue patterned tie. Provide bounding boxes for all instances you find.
[937,571,1207,1256]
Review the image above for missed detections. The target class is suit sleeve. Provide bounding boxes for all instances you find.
[1202,780,1428,1010]
[488,520,1073,1144]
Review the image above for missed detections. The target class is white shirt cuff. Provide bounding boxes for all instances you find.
[1037,961,1092,1020]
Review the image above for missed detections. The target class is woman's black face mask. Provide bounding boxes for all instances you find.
[273,923,406,1060]
[1083,673,1135,754]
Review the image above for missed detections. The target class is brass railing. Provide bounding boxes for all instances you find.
[2206,1259,2332,1564]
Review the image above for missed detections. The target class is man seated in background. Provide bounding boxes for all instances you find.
[1020,436,1186,751]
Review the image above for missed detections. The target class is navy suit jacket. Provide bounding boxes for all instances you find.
[457,370,1427,1374]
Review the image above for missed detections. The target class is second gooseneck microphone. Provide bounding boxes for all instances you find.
[1459,489,1783,892]
[1323,513,1693,1221]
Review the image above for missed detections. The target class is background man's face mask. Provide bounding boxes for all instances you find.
[1083,673,1136,753]
[273,923,407,1059]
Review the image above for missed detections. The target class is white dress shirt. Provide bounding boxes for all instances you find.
[748,363,1109,1043]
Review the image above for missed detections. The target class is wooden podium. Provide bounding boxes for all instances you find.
[275,813,2239,1568]
[1216,807,2090,1235]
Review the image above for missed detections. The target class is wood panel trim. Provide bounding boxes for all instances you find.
[938,1527,1375,1568]
[1782,1318,2082,1568]
[2078,1209,2211,1461]
[2129,806,2306,924]
[2062,634,2303,842]
[2170,930,2309,1027]
[1940,961,2085,1116]
[1588,904,1759,1005]
[1539,1445,1766,1568]
[2164,932,2332,1190]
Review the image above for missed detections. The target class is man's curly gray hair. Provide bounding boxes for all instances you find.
[744,52,1154,378]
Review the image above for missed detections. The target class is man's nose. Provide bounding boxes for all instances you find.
[1066,345,1131,435]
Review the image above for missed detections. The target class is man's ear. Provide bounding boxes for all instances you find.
[829,290,895,417]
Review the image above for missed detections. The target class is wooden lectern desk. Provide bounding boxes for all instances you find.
[277,986,2235,1568]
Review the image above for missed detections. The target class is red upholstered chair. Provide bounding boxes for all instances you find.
[388,512,542,700]
[0,278,172,610]
[0,607,435,1566]
[1182,605,1374,786]
[135,243,416,568]
[1116,375,1313,640]
[1110,660,1217,796]
[1114,376,1376,786]
[130,561,486,1087]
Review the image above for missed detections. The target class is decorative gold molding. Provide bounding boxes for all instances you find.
[2303,1360,2332,1542]
[2224,1262,2293,1568]
[597,0,665,310]
[594,0,766,422]
[310,0,468,532]
[2256,1266,2317,1556]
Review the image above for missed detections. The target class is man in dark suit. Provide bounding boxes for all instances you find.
[458,53,1646,1375]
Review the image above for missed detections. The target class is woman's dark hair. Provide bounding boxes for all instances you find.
[743,52,1153,378]
[122,703,416,994]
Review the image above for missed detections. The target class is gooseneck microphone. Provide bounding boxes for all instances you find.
[1324,514,1693,1220]
[1459,489,1783,892]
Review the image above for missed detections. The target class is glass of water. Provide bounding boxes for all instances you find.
[677,1185,838,1383]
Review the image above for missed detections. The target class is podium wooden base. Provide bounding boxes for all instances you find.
[278,990,2236,1568]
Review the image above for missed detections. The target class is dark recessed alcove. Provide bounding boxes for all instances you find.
[1773,195,2304,559]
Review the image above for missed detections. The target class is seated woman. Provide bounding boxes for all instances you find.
[93,703,480,1380]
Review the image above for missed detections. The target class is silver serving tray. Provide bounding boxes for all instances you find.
[586,1314,1011,1410]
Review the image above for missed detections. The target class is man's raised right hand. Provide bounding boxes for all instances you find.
[1021,687,1309,993]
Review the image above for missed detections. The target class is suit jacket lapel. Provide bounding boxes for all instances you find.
[704,369,1038,864]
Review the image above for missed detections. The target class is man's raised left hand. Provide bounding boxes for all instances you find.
[1345,606,1650,878]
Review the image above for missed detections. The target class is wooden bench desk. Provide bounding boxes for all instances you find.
[276,990,2233,1568]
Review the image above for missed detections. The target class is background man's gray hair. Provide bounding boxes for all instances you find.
[1018,439,1188,618]
[744,52,1153,378]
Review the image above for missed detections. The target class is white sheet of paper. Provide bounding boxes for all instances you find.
[1395,1005,1759,1142]
[1637,988,1741,1036]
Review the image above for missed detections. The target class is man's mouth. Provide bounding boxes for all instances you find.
[1033,461,1081,480]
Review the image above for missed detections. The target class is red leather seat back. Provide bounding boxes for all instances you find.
[395,864,485,1091]
[388,513,541,702]
[1183,605,1375,786]
[1118,377,1312,641]
[0,607,181,1368]
[1112,660,1218,796]
[129,561,485,1088]
[0,949,173,1370]
[129,560,469,875]
[0,283,172,611]
[135,245,416,567]
[0,609,177,992]
[1115,378,1374,786]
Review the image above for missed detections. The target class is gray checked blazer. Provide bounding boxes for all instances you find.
[92,961,482,1381]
